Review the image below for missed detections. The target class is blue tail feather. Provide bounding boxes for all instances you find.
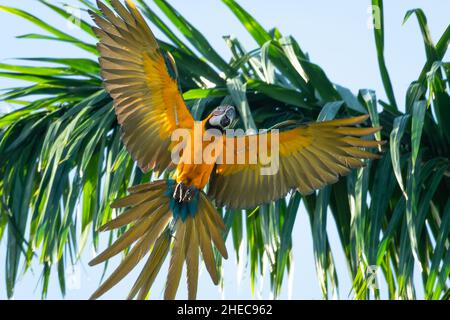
[164,179,199,222]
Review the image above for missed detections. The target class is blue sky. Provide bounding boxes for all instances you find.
[0,0,448,300]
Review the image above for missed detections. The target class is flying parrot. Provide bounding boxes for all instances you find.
[89,0,385,300]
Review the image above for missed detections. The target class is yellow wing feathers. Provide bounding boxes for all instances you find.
[209,115,384,209]
[91,0,193,173]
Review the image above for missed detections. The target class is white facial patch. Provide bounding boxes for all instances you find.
[209,115,223,127]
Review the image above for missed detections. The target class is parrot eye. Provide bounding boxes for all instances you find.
[212,106,224,116]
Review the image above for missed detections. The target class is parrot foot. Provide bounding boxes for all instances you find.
[173,182,196,203]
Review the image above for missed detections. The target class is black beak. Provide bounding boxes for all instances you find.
[220,116,231,127]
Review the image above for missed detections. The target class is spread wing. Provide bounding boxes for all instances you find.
[208,115,384,209]
[91,0,194,173]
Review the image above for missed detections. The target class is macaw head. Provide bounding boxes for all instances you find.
[206,105,236,131]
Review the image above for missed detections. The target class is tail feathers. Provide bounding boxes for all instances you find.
[185,217,199,300]
[110,190,158,208]
[99,197,163,232]
[89,202,169,266]
[89,180,228,300]
[127,180,166,193]
[196,213,220,285]
[128,234,170,300]
[164,220,186,300]
[89,206,172,300]
[163,193,228,300]
[198,193,228,259]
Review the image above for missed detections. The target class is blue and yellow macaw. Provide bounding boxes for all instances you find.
[89,0,384,300]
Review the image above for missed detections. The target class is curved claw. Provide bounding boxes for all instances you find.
[173,182,196,203]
